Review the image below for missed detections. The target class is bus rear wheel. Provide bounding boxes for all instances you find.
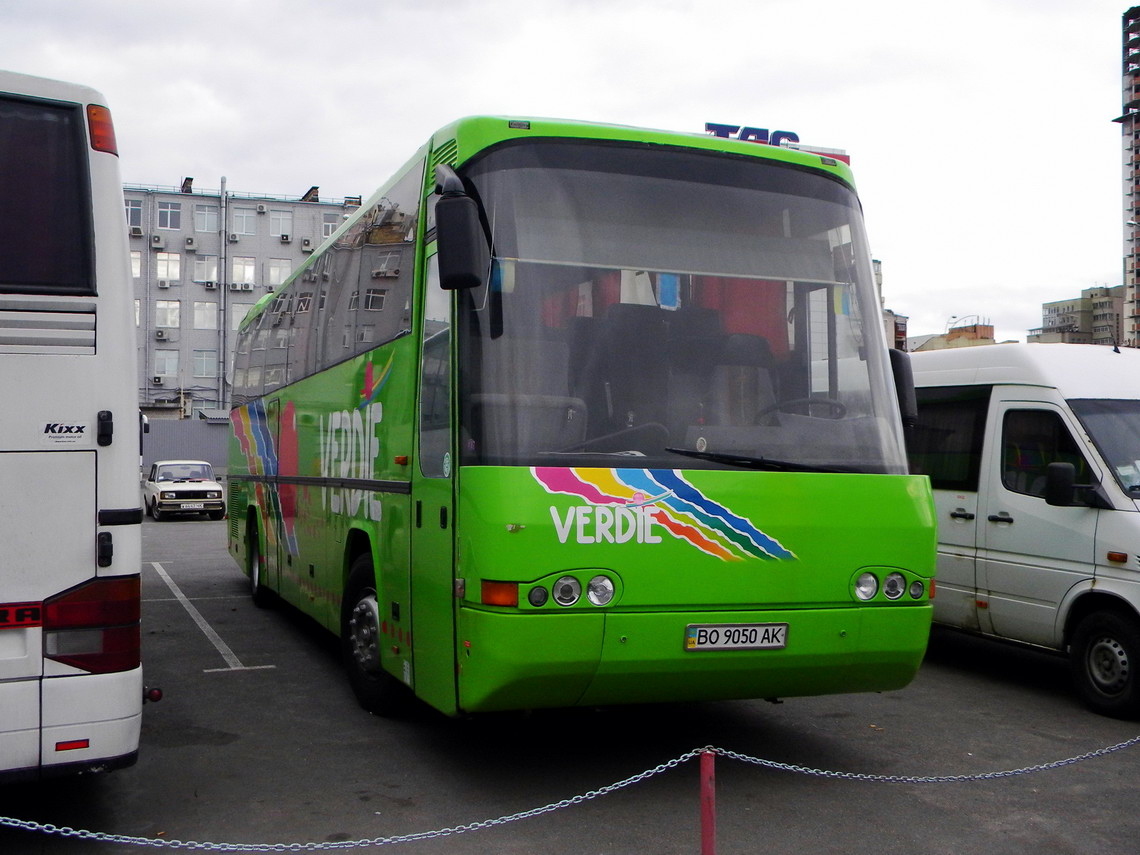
[1071,610,1140,719]
[342,554,406,716]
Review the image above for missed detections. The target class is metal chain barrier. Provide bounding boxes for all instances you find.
[4,736,1140,851]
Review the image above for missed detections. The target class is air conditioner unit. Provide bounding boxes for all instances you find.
[280,233,291,243]
[301,238,314,251]
[157,280,169,289]
[228,233,239,242]
[155,329,167,339]
[241,283,253,291]
[152,376,163,385]
[256,204,268,213]
[203,281,217,290]
[185,237,197,250]
[151,235,164,249]
[129,226,144,238]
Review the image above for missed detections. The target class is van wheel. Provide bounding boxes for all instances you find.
[342,553,407,716]
[248,526,271,608]
[1071,610,1140,718]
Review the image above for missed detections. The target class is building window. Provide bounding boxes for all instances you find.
[194,203,219,233]
[323,212,339,237]
[124,199,142,228]
[155,300,180,328]
[156,252,181,281]
[193,349,218,378]
[364,288,387,311]
[270,210,293,237]
[230,303,251,331]
[194,301,218,330]
[134,299,140,327]
[193,255,218,283]
[232,207,256,235]
[131,250,141,279]
[268,258,292,287]
[157,201,181,230]
[232,256,256,285]
[154,349,179,376]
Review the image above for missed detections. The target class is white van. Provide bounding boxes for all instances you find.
[910,343,1140,717]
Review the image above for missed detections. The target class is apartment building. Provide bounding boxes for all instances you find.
[125,179,360,416]
[1027,285,1125,345]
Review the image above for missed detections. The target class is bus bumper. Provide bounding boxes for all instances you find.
[456,605,931,713]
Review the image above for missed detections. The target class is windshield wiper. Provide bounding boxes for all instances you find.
[665,446,854,474]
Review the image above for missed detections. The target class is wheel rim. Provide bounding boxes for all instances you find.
[1087,634,1130,696]
[349,594,382,674]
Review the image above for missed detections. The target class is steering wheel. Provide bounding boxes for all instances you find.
[755,396,847,422]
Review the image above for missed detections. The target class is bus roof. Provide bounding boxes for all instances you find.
[433,116,856,187]
[911,343,1140,399]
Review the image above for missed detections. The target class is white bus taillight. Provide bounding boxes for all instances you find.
[43,576,140,674]
[86,104,117,155]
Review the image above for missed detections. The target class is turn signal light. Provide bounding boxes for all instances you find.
[480,580,519,607]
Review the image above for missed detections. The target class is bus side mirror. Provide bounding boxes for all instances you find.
[1045,462,1076,507]
[435,165,489,291]
[888,348,917,430]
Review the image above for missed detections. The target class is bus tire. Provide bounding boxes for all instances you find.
[342,554,406,716]
[248,525,272,608]
[1071,609,1140,719]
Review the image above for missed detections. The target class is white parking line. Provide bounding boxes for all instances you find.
[149,561,275,673]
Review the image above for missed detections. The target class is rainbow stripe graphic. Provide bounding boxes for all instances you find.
[231,400,300,556]
[531,468,795,561]
[357,352,394,411]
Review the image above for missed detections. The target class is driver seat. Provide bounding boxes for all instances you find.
[708,334,776,426]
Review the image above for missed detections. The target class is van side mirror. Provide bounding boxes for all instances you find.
[435,165,489,291]
[1045,462,1076,507]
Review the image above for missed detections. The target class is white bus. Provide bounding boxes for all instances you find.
[0,70,144,780]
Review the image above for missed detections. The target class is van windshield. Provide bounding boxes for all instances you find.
[1069,399,1140,494]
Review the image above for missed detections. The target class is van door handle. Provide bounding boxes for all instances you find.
[987,512,1014,524]
[949,508,976,521]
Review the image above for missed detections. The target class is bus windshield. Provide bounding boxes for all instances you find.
[457,140,904,473]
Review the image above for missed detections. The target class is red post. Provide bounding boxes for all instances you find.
[700,749,716,855]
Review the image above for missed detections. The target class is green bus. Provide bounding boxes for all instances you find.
[227,117,936,716]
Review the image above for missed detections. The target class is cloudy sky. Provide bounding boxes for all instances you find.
[5,0,1132,340]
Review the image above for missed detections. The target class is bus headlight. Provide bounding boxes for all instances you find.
[909,580,925,599]
[854,572,878,600]
[883,572,906,600]
[552,576,581,607]
[586,575,614,606]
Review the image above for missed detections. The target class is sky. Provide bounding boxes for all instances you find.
[4,0,1132,341]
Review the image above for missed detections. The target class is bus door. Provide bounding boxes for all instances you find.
[409,253,458,713]
[262,398,286,600]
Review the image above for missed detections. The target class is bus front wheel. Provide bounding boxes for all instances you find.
[248,525,272,608]
[342,554,406,716]
[1072,609,1140,719]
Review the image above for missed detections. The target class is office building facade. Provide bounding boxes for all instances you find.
[125,180,359,416]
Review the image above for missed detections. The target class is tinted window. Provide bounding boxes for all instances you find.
[1001,409,1090,498]
[0,94,93,295]
[910,386,990,491]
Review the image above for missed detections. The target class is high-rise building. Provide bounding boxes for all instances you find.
[1028,285,1126,344]
[125,180,359,416]
[1117,6,1140,345]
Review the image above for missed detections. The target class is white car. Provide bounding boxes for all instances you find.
[142,460,226,521]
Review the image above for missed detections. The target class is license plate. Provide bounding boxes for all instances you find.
[180,502,205,510]
[684,623,788,651]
